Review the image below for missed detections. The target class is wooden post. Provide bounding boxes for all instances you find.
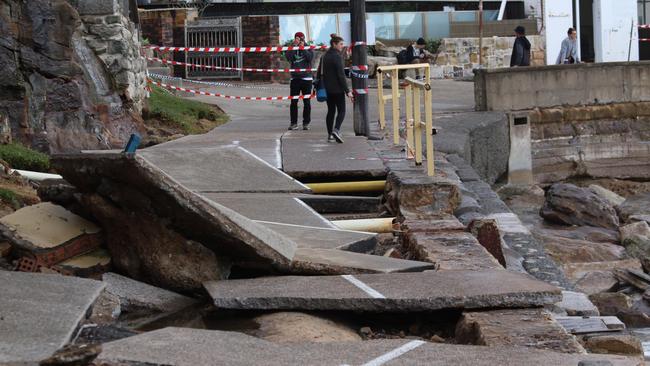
[377,70,385,129]
[350,0,369,136]
[405,84,414,159]
[391,69,399,145]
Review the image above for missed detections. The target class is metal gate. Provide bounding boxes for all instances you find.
[185,17,242,80]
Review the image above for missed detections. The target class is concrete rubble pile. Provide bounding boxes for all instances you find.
[0,140,647,364]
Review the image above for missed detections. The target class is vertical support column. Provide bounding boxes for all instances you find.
[377,70,385,129]
[508,112,534,184]
[350,0,369,136]
[405,85,414,159]
[413,88,422,166]
[391,69,400,145]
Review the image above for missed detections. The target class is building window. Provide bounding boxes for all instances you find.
[279,15,307,43]
[309,15,337,45]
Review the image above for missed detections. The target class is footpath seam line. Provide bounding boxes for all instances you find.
[341,275,385,299]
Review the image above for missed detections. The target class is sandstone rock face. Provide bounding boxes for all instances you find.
[588,185,626,207]
[583,335,643,356]
[619,221,650,272]
[540,184,619,230]
[0,0,147,153]
[617,192,650,224]
[562,259,643,295]
[251,312,361,343]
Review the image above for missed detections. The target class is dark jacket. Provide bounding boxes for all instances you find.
[285,49,314,79]
[510,36,531,67]
[320,48,349,95]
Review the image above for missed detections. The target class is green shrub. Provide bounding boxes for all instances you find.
[425,38,442,55]
[0,143,50,172]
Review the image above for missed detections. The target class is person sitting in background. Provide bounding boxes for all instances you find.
[556,27,581,64]
[397,38,431,79]
[510,26,531,67]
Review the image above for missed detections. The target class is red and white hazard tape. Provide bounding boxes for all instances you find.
[639,25,650,29]
[148,79,313,101]
[146,56,369,72]
[640,39,650,42]
[353,88,369,95]
[144,41,367,53]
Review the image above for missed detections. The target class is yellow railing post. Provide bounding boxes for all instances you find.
[404,84,414,159]
[424,70,435,177]
[413,87,422,166]
[391,69,400,145]
[377,70,385,130]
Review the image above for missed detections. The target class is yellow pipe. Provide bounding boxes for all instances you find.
[306,180,386,194]
[332,217,396,233]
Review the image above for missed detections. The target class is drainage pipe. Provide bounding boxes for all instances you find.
[11,169,63,182]
[332,217,395,233]
[306,180,386,194]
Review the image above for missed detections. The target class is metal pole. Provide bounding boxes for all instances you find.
[628,18,634,62]
[350,0,369,136]
[479,0,484,67]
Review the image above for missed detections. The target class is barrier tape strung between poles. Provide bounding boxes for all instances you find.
[144,41,367,53]
[149,79,314,101]
[639,25,650,29]
[146,56,369,72]
[148,73,286,91]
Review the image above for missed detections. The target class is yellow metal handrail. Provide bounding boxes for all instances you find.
[376,63,430,145]
[403,76,435,177]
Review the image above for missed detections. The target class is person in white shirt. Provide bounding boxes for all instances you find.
[556,28,581,64]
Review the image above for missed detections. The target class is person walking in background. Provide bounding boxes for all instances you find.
[321,33,354,143]
[510,26,531,67]
[285,31,314,130]
[556,28,581,64]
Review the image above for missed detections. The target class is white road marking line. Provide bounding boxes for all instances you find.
[357,340,427,366]
[341,275,385,299]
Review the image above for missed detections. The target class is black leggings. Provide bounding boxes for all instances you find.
[326,93,346,135]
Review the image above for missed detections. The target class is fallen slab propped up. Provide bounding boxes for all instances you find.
[0,271,105,363]
[204,270,561,312]
[96,327,640,366]
[53,150,298,269]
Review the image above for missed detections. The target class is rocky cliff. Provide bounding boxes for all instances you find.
[0,0,147,153]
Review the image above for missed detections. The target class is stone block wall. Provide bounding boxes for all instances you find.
[433,35,545,78]
[241,16,280,81]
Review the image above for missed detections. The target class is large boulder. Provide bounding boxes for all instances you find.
[589,292,650,327]
[540,183,619,229]
[588,185,626,207]
[619,221,650,272]
[617,192,650,224]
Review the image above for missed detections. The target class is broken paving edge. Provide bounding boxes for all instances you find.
[52,151,299,267]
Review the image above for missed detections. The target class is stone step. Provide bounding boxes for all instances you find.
[0,271,105,363]
[203,270,561,312]
[260,223,376,252]
[95,327,640,366]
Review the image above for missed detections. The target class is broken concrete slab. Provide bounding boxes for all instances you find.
[563,259,644,295]
[0,271,105,363]
[555,291,600,316]
[138,147,310,193]
[53,248,111,278]
[0,202,102,268]
[204,269,560,312]
[96,327,640,366]
[406,231,503,271]
[102,272,197,314]
[53,151,299,279]
[281,136,386,180]
[260,222,376,252]
[455,309,585,354]
[556,316,626,334]
[202,193,334,228]
[287,248,436,275]
[385,171,461,217]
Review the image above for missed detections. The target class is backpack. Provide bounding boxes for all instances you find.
[396,49,409,65]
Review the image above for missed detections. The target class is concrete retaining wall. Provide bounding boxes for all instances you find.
[474,62,650,111]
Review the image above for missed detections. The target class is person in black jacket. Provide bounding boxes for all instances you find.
[321,33,354,143]
[285,32,314,130]
[510,26,531,67]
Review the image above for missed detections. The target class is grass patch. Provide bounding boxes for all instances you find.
[0,143,50,172]
[147,85,229,135]
[0,188,21,209]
